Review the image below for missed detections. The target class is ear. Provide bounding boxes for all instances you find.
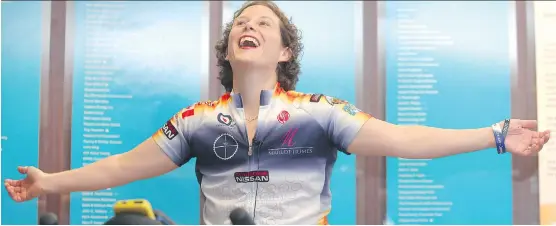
[225,46,231,61]
[278,47,292,62]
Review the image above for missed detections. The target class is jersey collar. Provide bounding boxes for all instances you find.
[230,82,284,109]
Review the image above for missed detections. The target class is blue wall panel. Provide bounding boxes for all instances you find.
[1,1,43,224]
[384,2,513,224]
[70,2,206,224]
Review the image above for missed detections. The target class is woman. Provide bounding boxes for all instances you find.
[5,1,551,225]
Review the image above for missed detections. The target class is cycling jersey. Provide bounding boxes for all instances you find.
[152,83,372,225]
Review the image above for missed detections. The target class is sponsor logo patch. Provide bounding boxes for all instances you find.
[268,127,314,156]
[234,170,270,183]
[342,104,360,116]
[309,94,323,103]
[277,110,290,124]
[162,121,179,140]
[217,113,233,126]
[282,128,298,147]
[213,133,239,160]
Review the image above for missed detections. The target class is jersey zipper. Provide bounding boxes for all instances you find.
[251,140,262,221]
[242,111,261,221]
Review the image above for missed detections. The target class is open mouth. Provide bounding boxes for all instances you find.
[238,35,260,49]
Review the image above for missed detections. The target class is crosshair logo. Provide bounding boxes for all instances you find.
[213,133,239,160]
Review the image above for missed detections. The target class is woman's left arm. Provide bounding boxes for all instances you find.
[347,118,551,158]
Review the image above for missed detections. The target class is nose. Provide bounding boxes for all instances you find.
[244,21,257,32]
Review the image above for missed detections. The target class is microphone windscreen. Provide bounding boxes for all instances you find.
[229,208,255,225]
[39,212,58,225]
[104,212,161,225]
[153,210,175,225]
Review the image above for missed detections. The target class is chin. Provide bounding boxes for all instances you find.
[233,53,262,64]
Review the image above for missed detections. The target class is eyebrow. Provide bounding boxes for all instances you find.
[236,15,275,22]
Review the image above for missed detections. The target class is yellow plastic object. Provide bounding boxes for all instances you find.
[112,199,156,220]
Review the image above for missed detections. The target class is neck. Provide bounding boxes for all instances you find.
[232,69,277,116]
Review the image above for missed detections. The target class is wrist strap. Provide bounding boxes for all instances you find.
[502,119,510,138]
[492,119,510,154]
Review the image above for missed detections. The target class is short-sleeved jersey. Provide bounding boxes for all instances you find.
[152,83,372,225]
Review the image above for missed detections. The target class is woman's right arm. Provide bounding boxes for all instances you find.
[6,106,194,200]
[42,137,178,194]
[41,105,197,194]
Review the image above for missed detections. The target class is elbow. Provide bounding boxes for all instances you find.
[390,143,432,159]
[350,120,434,158]
[389,126,431,159]
[106,154,130,183]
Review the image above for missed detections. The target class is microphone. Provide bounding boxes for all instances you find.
[39,212,58,225]
[230,208,255,225]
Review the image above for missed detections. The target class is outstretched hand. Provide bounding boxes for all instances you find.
[4,166,47,202]
[504,119,551,156]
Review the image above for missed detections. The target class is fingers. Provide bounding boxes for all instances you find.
[529,130,553,153]
[532,130,550,145]
[532,141,541,153]
[519,120,538,129]
[5,181,15,196]
[4,179,21,186]
[521,133,541,155]
[17,166,28,174]
[536,130,551,147]
[5,184,14,197]
[4,182,23,202]
[5,166,29,185]
[543,130,551,143]
[12,192,23,202]
[4,167,35,203]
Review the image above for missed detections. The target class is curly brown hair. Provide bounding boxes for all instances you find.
[215,1,303,92]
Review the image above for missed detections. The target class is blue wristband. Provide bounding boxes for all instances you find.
[492,123,506,154]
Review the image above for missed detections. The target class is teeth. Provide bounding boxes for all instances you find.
[239,36,259,47]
